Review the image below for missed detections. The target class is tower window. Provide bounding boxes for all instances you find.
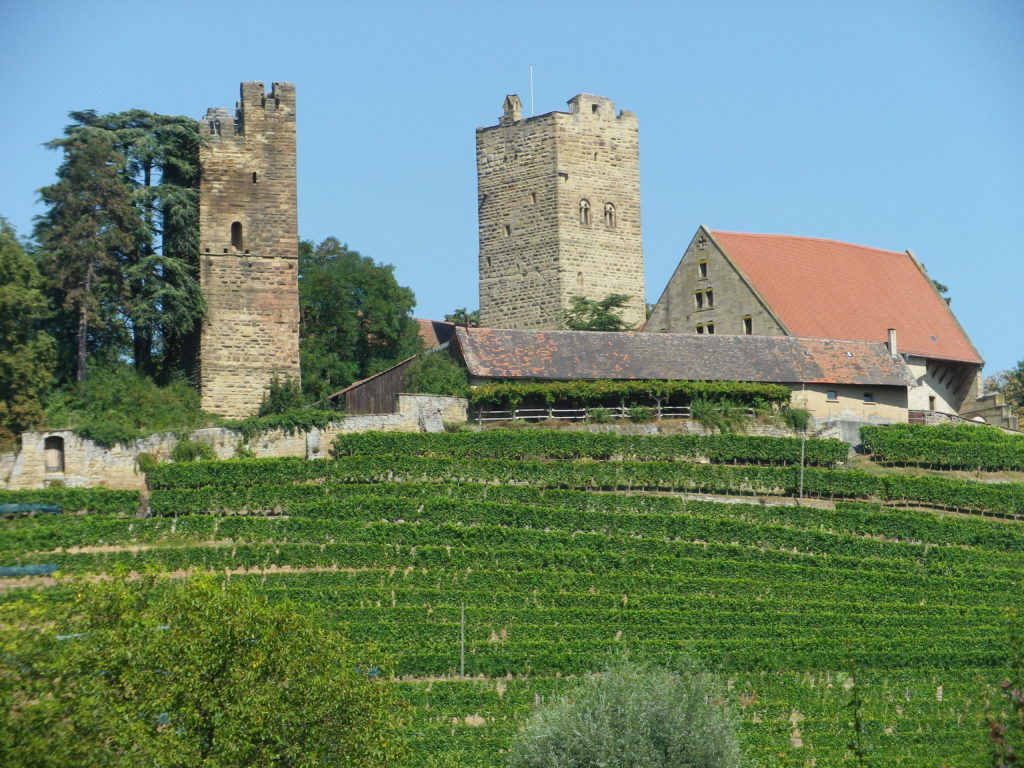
[698,260,708,278]
[231,222,243,251]
[252,172,258,183]
[530,191,537,204]
[603,203,616,228]
[743,315,753,335]
[579,199,591,225]
[503,224,511,237]
[591,103,599,114]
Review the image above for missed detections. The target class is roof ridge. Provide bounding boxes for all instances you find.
[710,229,905,257]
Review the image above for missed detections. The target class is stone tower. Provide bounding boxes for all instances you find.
[197,82,301,418]
[476,93,645,330]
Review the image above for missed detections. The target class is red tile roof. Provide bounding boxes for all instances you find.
[416,319,456,350]
[454,327,914,386]
[710,231,982,365]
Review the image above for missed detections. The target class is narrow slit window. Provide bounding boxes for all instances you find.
[743,315,753,335]
[252,172,258,183]
[698,260,708,278]
[579,199,591,225]
[231,222,243,250]
[503,224,511,237]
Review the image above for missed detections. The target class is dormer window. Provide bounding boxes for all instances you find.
[579,199,591,225]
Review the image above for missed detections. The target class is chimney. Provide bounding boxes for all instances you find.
[886,328,899,359]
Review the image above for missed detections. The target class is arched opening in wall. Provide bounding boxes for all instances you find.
[231,222,243,251]
[579,199,591,225]
[44,436,64,473]
[603,203,616,228]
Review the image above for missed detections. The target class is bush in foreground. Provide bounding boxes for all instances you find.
[508,657,745,768]
[0,575,405,768]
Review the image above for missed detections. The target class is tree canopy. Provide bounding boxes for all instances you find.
[34,110,203,384]
[562,293,634,332]
[986,361,1024,417]
[0,575,406,768]
[0,218,56,447]
[299,237,421,401]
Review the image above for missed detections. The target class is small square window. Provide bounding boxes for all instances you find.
[695,324,705,334]
[863,393,875,403]
[826,390,838,402]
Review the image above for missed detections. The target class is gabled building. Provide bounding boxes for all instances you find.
[645,226,992,421]
[451,327,916,423]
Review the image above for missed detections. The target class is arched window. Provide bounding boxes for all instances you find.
[231,222,243,250]
[579,199,591,225]
[44,436,64,473]
[603,203,616,228]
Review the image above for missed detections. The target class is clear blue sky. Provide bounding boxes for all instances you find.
[4,0,1022,374]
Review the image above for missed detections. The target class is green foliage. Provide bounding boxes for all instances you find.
[222,408,342,442]
[170,439,216,462]
[562,293,633,331]
[627,405,654,422]
[298,237,421,402]
[0,218,56,447]
[508,656,743,768]
[444,307,479,327]
[782,407,812,432]
[258,375,307,416]
[405,352,468,396]
[986,362,1024,416]
[469,379,790,410]
[861,423,1024,471]
[987,610,1024,767]
[587,407,613,424]
[330,429,849,466]
[691,397,749,434]
[0,487,139,515]
[45,366,211,447]
[0,575,406,767]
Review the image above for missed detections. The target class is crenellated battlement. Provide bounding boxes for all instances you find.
[202,82,296,137]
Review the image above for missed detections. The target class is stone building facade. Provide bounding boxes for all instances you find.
[477,94,645,330]
[198,82,301,418]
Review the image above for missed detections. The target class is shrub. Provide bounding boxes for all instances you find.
[405,352,468,397]
[627,405,654,423]
[782,407,812,432]
[45,366,211,447]
[508,657,744,768]
[136,453,158,472]
[171,439,216,462]
[587,407,614,424]
[258,375,307,416]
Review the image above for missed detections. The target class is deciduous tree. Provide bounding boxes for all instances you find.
[0,575,406,768]
[562,293,633,331]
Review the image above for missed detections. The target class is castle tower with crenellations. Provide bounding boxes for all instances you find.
[197,81,301,418]
[476,93,645,330]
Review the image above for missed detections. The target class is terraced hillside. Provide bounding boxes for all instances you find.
[3,428,1023,766]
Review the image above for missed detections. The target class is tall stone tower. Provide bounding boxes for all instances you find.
[476,93,645,330]
[197,82,300,418]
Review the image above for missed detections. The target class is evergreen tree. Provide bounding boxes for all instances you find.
[0,218,56,447]
[35,129,142,383]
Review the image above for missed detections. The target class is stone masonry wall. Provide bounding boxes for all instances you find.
[646,227,785,336]
[477,94,645,330]
[0,395,468,491]
[198,82,301,418]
